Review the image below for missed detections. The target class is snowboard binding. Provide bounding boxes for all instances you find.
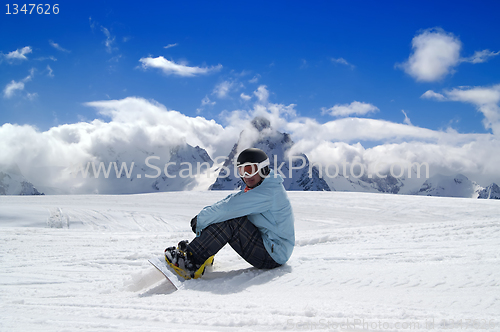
[164,241,214,280]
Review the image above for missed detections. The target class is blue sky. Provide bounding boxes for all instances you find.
[2,1,499,132]
[1,1,500,190]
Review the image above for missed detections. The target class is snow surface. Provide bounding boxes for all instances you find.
[1,192,499,331]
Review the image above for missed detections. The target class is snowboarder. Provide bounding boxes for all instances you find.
[164,148,295,279]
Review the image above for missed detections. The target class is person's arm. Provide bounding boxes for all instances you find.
[196,185,273,234]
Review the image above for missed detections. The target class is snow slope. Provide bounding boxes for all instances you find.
[1,192,499,331]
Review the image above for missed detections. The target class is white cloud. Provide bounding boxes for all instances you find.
[3,46,32,62]
[254,85,269,103]
[398,28,499,82]
[421,90,447,101]
[230,98,499,185]
[446,85,500,106]
[1,94,500,193]
[3,81,25,98]
[291,137,500,186]
[35,56,57,62]
[422,84,500,135]
[321,101,379,117]
[287,117,442,143]
[331,57,355,69]
[46,65,54,77]
[26,92,38,100]
[164,43,178,49]
[101,26,116,53]
[196,95,216,114]
[3,69,35,98]
[213,78,246,99]
[139,56,222,77]
[284,114,500,187]
[213,81,234,98]
[201,95,215,106]
[445,85,500,135]
[461,49,500,64]
[240,93,251,101]
[401,110,412,126]
[84,98,227,148]
[249,75,259,83]
[89,18,116,54]
[397,28,462,82]
[49,40,70,53]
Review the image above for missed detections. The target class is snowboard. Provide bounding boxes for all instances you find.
[148,256,184,290]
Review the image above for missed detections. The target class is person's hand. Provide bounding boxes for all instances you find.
[190,216,198,233]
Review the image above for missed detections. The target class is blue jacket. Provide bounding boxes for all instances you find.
[196,170,295,265]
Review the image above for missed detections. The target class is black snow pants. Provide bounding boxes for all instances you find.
[187,216,281,269]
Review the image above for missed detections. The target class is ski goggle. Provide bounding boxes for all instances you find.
[237,159,270,178]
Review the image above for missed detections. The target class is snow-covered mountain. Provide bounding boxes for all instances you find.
[210,117,330,191]
[0,164,43,195]
[66,143,214,194]
[149,144,214,192]
[300,150,429,196]
[323,169,500,200]
[3,116,497,199]
[325,173,406,194]
[414,174,483,198]
[477,183,500,199]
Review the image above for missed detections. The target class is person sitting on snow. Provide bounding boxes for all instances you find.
[164,148,295,279]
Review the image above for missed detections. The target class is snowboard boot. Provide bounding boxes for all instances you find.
[164,240,214,280]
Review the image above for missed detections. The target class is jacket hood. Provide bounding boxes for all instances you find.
[263,169,283,185]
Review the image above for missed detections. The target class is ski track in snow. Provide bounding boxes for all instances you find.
[0,191,499,331]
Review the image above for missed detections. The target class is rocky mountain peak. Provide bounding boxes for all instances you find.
[251,116,271,132]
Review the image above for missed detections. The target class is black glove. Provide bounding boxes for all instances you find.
[190,216,198,233]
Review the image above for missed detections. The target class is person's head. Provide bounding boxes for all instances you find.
[236,148,270,188]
